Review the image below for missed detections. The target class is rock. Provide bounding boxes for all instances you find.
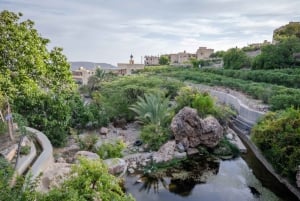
[128,168,135,174]
[171,107,223,149]
[103,158,127,176]
[113,118,127,129]
[226,133,234,140]
[56,157,66,163]
[187,148,199,156]
[38,163,71,192]
[176,142,185,153]
[99,127,108,135]
[0,144,18,161]
[296,166,300,188]
[153,140,176,163]
[174,151,187,159]
[75,151,100,160]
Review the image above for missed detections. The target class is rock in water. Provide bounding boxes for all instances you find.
[171,107,223,149]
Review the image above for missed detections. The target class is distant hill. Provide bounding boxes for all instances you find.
[69,61,117,71]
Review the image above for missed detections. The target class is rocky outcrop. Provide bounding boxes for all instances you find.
[75,151,100,160]
[103,158,127,176]
[38,163,72,192]
[171,107,223,149]
[153,140,176,163]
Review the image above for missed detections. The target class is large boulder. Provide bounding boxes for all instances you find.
[171,107,223,149]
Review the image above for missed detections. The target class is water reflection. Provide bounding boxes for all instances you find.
[125,157,283,201]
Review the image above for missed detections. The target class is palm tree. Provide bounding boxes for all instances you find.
[87,68,107,92]
[130,93,170,126]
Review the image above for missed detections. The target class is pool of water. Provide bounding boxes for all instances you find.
[125,157,295,201]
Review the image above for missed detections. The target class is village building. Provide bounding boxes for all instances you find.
[145,46,214,66]
[196,47,214,60]
[144,56,159,65]
[117,54,145,75]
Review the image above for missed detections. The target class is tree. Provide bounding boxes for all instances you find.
[273,22,300,42]
[223,48,251,69]
[0,10,78,146]
[159,55,170,65]
[210,50,226,58]
[252,37,300,69]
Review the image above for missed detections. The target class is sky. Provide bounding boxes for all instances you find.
[1,0,300,65]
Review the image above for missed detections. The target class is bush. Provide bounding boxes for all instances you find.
[20,145,31,155]
[0,121,7,135]
[251,108,300,180]
[130,93,171,126]
[96,140,125,159]
[191,92,215,117]
[140,124,169,151]
[78,134,98,151]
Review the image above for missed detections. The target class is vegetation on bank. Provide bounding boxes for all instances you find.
[251,108,300,181]
[142,65,300,185]
[0,157,134,201]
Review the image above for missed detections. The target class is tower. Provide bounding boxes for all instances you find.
[129,54,134,64]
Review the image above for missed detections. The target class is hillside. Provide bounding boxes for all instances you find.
[70,61,117,71]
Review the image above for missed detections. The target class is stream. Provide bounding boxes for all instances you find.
[125,155,298,201]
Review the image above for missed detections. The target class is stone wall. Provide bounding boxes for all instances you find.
[192,84,265,125]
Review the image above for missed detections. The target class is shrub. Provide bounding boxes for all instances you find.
[140,124,169,151]
[78,134,98,151]
[251,108,300,180]
[0,121,7,135]
[191,92,215,117]
[96,140,126,159]
[130,93,171,126]
[20,145,31,155]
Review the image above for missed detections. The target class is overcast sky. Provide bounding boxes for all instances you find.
[1,0,300,65]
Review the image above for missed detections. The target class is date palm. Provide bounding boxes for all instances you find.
[130,93,170,126]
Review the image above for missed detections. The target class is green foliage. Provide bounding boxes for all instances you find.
[223,48,251,69]
[38,157,135,201]
[78,134,98,151]
[0,10,79,146]
[273,22,300,42]
[140,124,169,151]
[212,138,240,158]
[159,55,170,65]
[191,92,215,117]
[174,86,198,112]
[251,108,300,180]
[175,86,217,117]
[209,50,226,58]
[96,140,126,159]
[20,145,31,155]
[149,66,300,110]
[130,93,170,126]
[252,37,300,69]
[201,68,300,89]
[0,121,7,134]
[99,75,182,121]
[0,157,39,201]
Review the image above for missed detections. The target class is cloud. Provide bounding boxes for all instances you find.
[1,0,300,64]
